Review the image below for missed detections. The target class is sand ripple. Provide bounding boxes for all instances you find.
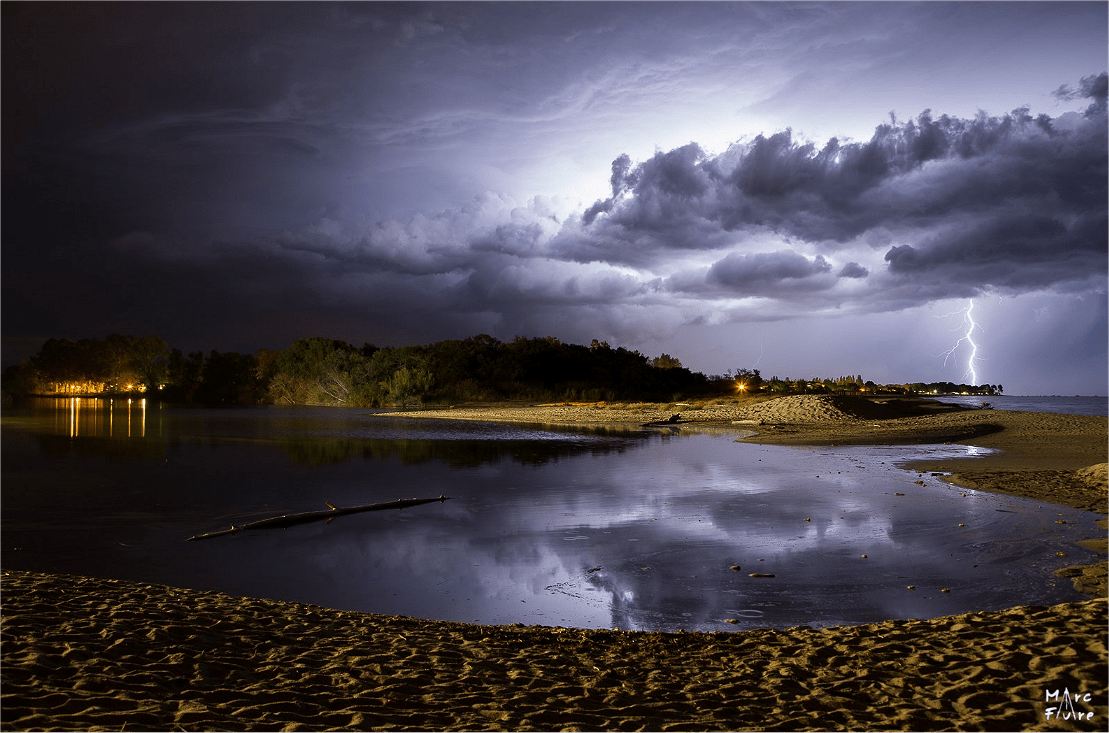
[2,570,1106,731]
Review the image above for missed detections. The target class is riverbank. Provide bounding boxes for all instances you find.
[2,569,1105,731]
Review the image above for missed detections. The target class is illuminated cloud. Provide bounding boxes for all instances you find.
[570,97,1107,298]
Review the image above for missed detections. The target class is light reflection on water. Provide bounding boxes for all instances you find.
[33,396,153,439]
[1,401,1100,631]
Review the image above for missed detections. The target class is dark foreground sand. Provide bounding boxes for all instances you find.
[2,570,1105,732]
[3,396,1106,731]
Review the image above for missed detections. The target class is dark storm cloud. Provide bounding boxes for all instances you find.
[562,143,726,263]
[582,154,636,225]
[1,1,484,241]
[563,79,1107,302]
[709,251,831,289]
[1052,72,1108,116]
[838,262,869,279]
[268,191,566,281]
[884,209,1108,288]
[667,251,835,298]
[26,76,1101,352]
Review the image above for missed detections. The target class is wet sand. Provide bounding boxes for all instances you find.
[3,395,1106,731]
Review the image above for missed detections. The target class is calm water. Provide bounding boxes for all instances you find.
[933,394,1107,416]
[1,398,1100,631]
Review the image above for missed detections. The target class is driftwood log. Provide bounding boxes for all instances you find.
[187,495,450,541]
[641,413,681,427]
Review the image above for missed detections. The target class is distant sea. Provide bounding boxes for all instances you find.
[932,394,1108,417]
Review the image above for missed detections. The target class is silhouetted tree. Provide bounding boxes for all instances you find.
[194,351,262,405]
[652,354,683,369]
[130,336,169,392]
[165,349,204,402]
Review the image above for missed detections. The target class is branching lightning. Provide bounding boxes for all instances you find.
[752,340,765,369]
[935,299,981,385]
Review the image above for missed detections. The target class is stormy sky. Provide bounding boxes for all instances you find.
[3,1,1106,395]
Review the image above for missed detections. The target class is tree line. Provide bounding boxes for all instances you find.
[733,369,1002,396]
[1,333,713,406]
[1,333,1003,407]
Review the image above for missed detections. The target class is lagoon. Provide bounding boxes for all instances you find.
[1,398,1098,632]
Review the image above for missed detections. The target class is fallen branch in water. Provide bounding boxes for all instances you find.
[641,413,682,427]
[187,495,450,541]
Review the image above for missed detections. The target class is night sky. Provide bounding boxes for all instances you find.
[3,2,1106,395]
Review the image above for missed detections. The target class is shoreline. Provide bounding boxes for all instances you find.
[385,396,1107,506]
[2,569,1105,731]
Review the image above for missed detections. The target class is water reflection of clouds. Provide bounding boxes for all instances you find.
[5,405,1096,632]
[270,435,1092,631]
[573,442,1076,627]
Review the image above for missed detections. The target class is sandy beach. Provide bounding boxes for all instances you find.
[3,395,1106,731]
[2,570,1105,732]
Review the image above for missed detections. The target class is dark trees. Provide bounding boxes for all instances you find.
[6,332,728,407]
[192,351,263,405]
[18,334,169,394]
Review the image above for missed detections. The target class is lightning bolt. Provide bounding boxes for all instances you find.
[935,299,981,385]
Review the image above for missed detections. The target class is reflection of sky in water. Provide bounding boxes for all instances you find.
[2,403,1100,631]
